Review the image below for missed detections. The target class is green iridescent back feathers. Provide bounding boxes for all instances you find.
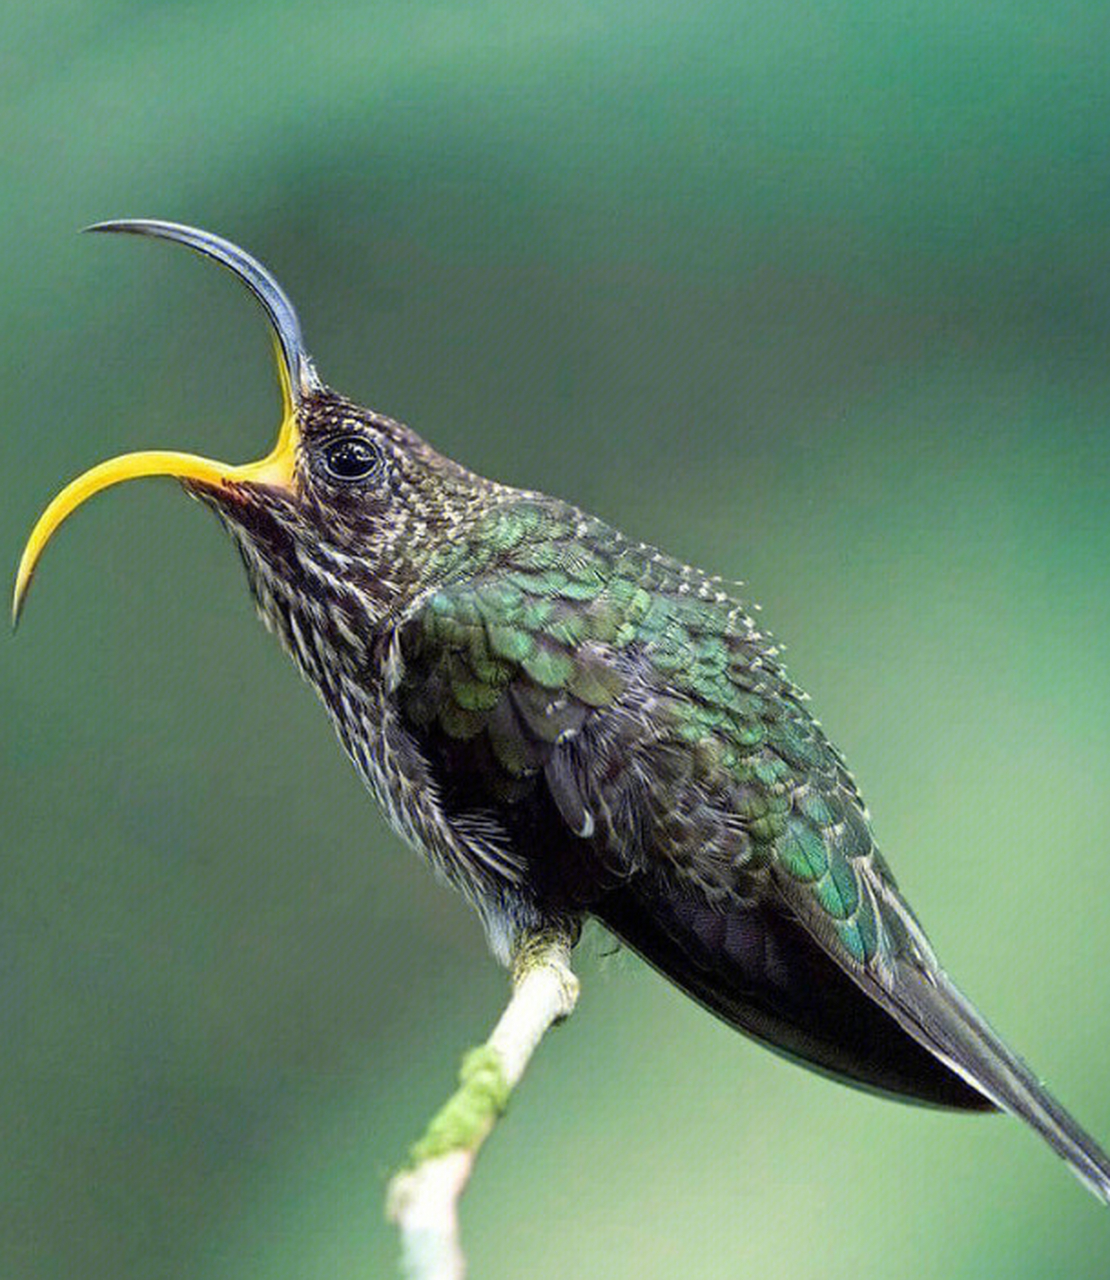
[401,496,896,966]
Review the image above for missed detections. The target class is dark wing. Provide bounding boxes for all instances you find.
[582,611,1008,1109]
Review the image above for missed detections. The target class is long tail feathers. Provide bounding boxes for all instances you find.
[875,962,1110,1206]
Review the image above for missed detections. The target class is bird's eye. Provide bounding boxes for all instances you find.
[322,436,382,482]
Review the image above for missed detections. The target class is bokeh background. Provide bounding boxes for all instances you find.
[4,2,1110,1277]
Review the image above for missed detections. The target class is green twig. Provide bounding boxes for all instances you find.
[386,930,579,1280]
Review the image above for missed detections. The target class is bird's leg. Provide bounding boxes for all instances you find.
[385,928,580,1280]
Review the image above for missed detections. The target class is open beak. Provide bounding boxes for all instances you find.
[13,220,320,625]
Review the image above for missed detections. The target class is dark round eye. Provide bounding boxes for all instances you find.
[322,436,382,482]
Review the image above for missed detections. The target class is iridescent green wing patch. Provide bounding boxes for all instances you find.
[587,542,904,975]
[398,500,648,807]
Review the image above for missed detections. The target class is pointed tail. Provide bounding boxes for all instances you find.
[875,962,1110,1205]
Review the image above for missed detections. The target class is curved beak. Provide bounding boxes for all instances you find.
[13,221,321,626]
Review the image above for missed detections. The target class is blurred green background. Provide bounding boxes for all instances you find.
[3,1,1110,1277]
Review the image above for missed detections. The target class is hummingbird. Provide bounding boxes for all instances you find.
[15,221,1110,1205]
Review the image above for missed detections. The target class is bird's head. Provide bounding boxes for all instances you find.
[14,222,499,636]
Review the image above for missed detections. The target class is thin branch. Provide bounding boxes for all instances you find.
[385,929,580,1280]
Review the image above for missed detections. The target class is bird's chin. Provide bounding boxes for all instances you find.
[184,478,301,559]
[183,476,235,500]
[184,476,289,514]
[181,476,244,517]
